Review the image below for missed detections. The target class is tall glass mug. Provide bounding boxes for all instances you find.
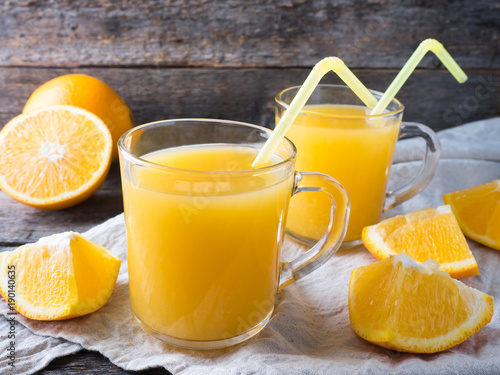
[118,119,349,349]
[276,84,440,246]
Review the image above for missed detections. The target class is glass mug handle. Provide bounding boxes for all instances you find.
[384,122,441,212]
[279,172,350,290]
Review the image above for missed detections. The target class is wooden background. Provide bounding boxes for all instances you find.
[0,1,498,374]
[1,0,499,132]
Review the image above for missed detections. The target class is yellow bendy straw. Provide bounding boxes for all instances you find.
[252,57,377,167]
[370,39,467,115]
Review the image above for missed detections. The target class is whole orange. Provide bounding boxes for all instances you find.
[23,74,134,160]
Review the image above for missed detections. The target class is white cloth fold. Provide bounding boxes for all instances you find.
[1,117,500,375]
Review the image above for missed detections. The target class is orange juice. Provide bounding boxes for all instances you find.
[122,144,293,341]
[282,104,401,242]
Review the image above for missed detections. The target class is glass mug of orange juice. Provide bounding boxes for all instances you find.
[118,119,349,349]
[276,84,440,246]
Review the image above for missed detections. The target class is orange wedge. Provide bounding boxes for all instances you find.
[0,232,121,320]
[362,205,478,278]
[23,74,134,160]
[444,180,500,250]
[349,253,493,353]
[0,105,112,210]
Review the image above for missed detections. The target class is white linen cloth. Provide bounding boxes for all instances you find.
[1,117,500,375]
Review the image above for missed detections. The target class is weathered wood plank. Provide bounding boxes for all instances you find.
[34,350,172,375]
[0,67,498,133]
[0,0,498,69]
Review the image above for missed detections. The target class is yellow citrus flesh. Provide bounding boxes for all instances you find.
[0,232,121,320]
[362,205,478,278]
[0,105,112,210]
[23,74,134,160]
[349,254,493,353]
[444,180,500,250]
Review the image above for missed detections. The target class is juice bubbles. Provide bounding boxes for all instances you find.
[280,103,401,243]
[122,144,293,342]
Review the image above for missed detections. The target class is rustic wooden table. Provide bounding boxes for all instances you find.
[0,0,498,373]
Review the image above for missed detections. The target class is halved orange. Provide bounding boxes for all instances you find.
[0,105,112,209]
[444,180,500,250]
[23,74,134,160]
[362,205,478,278]
[0,232,121,320]
[349,253,493,353]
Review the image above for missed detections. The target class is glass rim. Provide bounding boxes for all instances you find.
[118,118,297,175]
[275,84,405,119]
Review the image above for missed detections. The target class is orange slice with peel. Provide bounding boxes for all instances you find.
[444,180,500,250]
[0,232,121,320]
[349,253,493,353]
[0,105,112,210]
[362,205,478,278]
